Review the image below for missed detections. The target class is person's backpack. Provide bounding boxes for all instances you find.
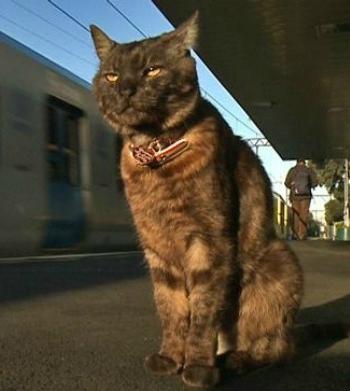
[292,168,310,195]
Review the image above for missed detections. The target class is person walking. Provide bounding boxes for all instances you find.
[285,159,318,240]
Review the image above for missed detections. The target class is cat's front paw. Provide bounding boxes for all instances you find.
[144,353,181,375]
[182,365,220,388]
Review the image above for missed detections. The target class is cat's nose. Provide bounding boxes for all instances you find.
[118,80,136,97]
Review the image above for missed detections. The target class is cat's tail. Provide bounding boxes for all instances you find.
[294,322,350,345]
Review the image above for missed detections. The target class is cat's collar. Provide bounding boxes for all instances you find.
[129,137,189,168]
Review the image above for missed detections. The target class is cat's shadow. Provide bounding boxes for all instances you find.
[216,294,350,391]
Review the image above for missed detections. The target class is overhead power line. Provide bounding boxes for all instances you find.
[0,13,95,66]
[11,0,91,47]
[201,90,258,135]
[47,0,90,33]
[106,0,147,38]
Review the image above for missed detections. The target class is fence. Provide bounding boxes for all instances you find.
[273,191,291,239]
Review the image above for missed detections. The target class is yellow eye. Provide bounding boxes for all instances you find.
[145,67,161,77]
[105,73,119,83]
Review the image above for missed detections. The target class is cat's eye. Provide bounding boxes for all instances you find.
[105,73,119,83]
[145,67,162,77]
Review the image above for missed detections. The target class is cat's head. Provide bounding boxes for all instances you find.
[90,12,199,136]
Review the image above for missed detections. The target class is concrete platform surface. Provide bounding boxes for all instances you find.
[0,241,349,391]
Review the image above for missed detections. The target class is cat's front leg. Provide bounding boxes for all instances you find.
[144,249,190,375]
[182,238,235,388]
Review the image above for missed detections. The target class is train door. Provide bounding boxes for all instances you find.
[43,96,85,248]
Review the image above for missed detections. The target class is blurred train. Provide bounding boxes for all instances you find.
[0,31,137,257]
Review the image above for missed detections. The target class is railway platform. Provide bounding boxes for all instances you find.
[0,241,349,391]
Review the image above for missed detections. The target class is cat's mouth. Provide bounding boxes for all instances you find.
[114,99,129,115]
[117,107,159,127]
[102,96,163,129]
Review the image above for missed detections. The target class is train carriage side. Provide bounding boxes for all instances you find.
[0,32,136,257]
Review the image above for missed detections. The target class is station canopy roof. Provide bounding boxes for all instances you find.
[154,0,350,160]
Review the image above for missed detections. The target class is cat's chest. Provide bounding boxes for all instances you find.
[121,146,201,225]
[120,136,229,254]
[123,163,199,252]
[124,164,194,217]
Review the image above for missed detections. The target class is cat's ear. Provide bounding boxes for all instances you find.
[162,11,199,53]
[90,25,116,60]
[173,11,199,48]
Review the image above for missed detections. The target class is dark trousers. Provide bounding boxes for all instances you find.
[291,197,311,240]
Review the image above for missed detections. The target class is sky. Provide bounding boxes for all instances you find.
[0,0,328,215]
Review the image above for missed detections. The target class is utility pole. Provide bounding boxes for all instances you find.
[344,158,349,227]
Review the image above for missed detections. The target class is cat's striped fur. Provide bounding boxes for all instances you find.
[91,12,304,388]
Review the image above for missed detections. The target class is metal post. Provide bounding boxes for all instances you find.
[246,138,271,157]
[344,158,349,227]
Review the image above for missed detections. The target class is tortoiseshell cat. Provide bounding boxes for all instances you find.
[90,13,304,388]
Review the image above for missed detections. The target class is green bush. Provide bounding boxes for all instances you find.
[325,199,343,225]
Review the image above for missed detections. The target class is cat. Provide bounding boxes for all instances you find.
[89,12,344,388]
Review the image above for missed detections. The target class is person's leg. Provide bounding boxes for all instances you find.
[292,198,301,239]
[299,198,311,240]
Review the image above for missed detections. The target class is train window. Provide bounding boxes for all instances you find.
[46,96,83,185]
